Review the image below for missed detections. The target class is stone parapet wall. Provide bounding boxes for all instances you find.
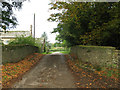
[2,45,39,64]
[70,45,119,68]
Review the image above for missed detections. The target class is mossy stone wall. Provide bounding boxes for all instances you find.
[2,45,39,64]
[70,45,119,68]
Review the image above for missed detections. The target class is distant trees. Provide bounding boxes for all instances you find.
[41,32,50,53]
[48,2,120,49]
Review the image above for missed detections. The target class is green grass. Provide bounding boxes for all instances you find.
[42,50,70,54]
[59,51,70,54]
[41,47,70,54]
[42,52,54,54]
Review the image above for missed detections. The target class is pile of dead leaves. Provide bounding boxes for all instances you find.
[2,53,44,88]
[65,55,119,88]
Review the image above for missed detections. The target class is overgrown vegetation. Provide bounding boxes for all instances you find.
[9,36,35,46]
[8,35,42,52]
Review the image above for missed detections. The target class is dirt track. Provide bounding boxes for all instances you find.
[12,52,76,88]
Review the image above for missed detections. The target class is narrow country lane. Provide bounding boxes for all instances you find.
[12,52,76,88]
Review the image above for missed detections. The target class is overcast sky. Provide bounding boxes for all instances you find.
[12,0,58,43]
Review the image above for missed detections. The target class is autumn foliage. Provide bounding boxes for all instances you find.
[65,55,119,88]
[1,53,44,88]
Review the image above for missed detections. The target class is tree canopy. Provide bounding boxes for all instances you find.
[48,2,120,49]
[1,0,29,30]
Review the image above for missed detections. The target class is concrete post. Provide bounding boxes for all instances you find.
[30,25,32,36]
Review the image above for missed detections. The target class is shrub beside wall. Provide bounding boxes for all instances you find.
[2,45,39,64]
[70,45,119,68]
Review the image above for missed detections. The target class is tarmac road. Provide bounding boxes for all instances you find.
[12,52,76,88]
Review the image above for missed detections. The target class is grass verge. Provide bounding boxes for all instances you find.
[42,52,53,54]
[42,50,70,54]
[59,51,70,54]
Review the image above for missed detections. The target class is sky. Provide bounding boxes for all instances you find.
[12,0,59,43]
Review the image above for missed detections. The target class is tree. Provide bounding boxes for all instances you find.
[48,2,120,49]
[1,0,29,30]
[41,32,48,41]
[41,32,48,52]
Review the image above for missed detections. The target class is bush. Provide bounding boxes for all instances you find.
[8,36,44,53]
[0,41,4,46]
[9,35,35,46]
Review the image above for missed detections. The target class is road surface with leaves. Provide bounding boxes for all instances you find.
[12,52,76,88]
[2,52,119,89]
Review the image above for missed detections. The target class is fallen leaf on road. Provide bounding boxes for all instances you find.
[39,84,43,87]
[89,83,92,86]
[2,53,44,88]
[42,80,45,82]
[76,82,80,85]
